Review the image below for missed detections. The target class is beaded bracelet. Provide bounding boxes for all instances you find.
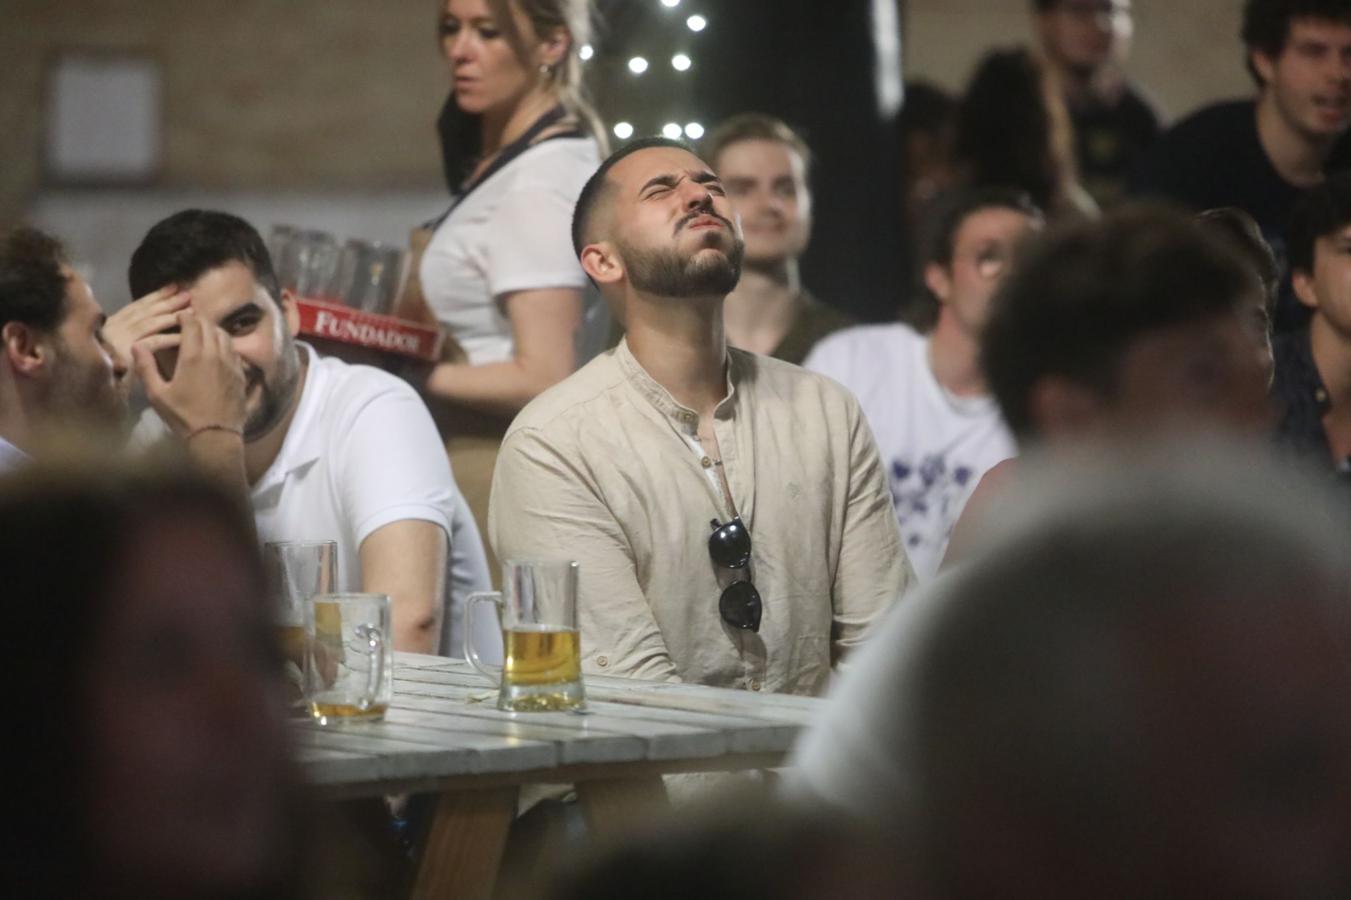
[185,423,243,441]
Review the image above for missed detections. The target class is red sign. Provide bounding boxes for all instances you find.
[295,297,442,362]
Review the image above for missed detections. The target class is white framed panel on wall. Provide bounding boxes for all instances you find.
[44,51,163,185]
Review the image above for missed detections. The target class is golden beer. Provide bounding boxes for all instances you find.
[499,625,584,710]
[503,626,581,686]
[309,699,389,723]
[276,624,307,669]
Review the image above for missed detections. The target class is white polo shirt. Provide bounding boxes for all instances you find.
[0,435,30,474]
[135,343,491,655]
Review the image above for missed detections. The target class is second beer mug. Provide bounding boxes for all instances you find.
[465,560,586,712]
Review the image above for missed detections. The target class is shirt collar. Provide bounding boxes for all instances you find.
[615,336,740,434]
[255,342,326,490]
[0,434,31,470]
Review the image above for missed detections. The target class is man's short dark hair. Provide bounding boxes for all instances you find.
[702,113,813,174]
[1242,0,1351,83]
[128,209,281,303]
[982,205,1252,439]
[906,188,1043,331]
[571,137,697,258]
[0,227,70,333]
[1287,171,1351,275]
[1197,207,1279,315]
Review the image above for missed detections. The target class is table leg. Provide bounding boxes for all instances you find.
[410,786,518,900]
[575,776,670,834]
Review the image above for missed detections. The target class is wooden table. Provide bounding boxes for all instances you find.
[291,652,824,899]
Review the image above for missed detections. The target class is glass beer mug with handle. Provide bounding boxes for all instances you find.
[465,560,586,712]
[305,593,393,725]
[263,540,336,711]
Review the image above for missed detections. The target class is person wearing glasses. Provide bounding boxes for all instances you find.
[1032,0,1161,208]
[804,189,1044,581]
[489,138,914,695]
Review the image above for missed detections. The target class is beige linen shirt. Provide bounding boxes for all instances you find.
[489,339,913,696]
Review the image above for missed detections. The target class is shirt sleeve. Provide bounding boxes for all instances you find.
[335,381,457,547]
[490,426,683,683]
[483,181,589,298]
[831,391,914,661]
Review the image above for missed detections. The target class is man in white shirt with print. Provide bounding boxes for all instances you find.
[127,210,490,655]
[805,189,1043,579]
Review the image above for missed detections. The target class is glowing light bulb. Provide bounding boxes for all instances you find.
[662,123,683,140]
[613,121,635,140]
[672,54,692,72]
[628,57,649,75]
[686,14,707,31]
[684,122,705,140]
[661,0,681,7]
[579,44,594,61]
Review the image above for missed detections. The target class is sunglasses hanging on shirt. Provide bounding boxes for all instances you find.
[709,516,762,632]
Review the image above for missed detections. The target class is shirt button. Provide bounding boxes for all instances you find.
[596,655,609,668]
[750,680,762,692]
[701,456,713,468]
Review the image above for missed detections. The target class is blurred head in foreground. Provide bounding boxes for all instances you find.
[2,461,296,898]
[789,443,1351,898]
[533,790,908,900]
[982,204,1273,444]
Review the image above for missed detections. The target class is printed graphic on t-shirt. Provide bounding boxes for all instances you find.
[888,453,975,564]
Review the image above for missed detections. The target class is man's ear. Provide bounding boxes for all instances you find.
[1293,269,1320,311]
[580,243,624,287]
[1027,376,1105,439]
[280,288,301,337]
[924,262,952,305]
[1,321,48,377]
[1250,49,1276,88]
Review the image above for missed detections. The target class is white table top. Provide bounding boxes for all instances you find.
[292,653,824,797]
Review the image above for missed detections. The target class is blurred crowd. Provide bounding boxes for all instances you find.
[6,0,1351,897]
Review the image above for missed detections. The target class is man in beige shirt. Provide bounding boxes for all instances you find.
[489,138,913,696]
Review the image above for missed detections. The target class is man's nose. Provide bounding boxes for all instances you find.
[680,182,714,211]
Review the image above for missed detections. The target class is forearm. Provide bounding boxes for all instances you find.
[184,429,250,503]
[360,520,449,655]
[423,357,570,417]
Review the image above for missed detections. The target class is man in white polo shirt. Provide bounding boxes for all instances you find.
[126,210,490,655]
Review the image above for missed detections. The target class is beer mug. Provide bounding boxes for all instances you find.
[465,560,586,712]
[263,540,336,709]
[304,593,393,725]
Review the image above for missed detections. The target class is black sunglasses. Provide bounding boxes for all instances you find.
[709,517,762,632]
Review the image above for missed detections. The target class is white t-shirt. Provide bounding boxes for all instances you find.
[134,343,492,655]
[420,137,602,365]
[804,324,1015,580]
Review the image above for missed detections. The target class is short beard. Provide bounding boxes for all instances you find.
[243,342,302,441]
[48,339,125,433]
[621,233,745,299]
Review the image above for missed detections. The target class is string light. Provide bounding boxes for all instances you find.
[579,44,594,61]
[628,56,649,75]
[660,0,681,7]
[684,122,705,139]
[614,122,635,140]
[671,54,692,72]
[686,14,707,31]
[662,123,683,139]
